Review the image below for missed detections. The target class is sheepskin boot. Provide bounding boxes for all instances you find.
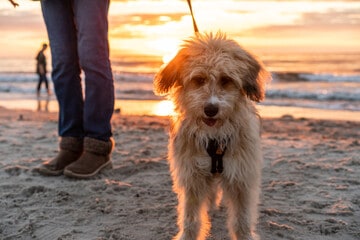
[38,137,83,176]
[63,137,114,179]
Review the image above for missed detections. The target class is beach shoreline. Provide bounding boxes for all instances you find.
[0,97,359,122]
[0,106,359,239]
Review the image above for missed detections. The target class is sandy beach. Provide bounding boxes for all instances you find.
[0,106,359,240]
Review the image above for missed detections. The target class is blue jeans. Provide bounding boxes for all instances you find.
[41,0,114,141]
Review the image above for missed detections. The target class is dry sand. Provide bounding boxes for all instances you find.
[0,106,359,240]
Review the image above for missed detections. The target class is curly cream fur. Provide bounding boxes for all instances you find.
[154,32,270,240]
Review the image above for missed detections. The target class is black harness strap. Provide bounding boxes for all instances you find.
[206,139,226,174]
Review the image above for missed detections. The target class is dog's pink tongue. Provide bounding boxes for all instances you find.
[203,118,217,127]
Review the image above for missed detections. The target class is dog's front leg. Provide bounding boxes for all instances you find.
[174,184,211,240]
[222,183,260,240]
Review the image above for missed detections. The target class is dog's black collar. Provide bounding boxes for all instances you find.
[206,139,226,174]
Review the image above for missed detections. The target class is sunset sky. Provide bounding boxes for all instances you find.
[0,0,359,60]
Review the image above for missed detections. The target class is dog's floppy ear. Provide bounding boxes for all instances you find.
[233,49,270,102]
[154,49,188,96]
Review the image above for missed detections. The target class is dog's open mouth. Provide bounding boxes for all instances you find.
[203,117,217,127]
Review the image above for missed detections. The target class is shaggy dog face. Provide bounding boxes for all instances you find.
[154,32,268,144]
[154,32,270,240]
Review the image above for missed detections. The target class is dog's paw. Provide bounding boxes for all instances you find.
[248,232,260,240]
[173,232,202,240]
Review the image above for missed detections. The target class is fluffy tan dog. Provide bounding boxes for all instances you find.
[154,32,270,240]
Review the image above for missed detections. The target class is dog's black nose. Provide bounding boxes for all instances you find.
[204,104,219,117]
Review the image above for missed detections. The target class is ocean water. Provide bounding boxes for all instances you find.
[0,52,359,113]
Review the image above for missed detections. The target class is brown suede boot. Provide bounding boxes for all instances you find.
[63,137,114,179]
[38,137,83,176]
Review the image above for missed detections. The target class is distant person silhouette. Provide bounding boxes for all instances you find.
[35,43,50,96]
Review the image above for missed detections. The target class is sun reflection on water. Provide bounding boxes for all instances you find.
[152,100,175,116]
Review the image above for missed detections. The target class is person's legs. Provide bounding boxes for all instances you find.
[36,74,43,94]
[64,0,115,178]
[74,0,114,141]
[41,0,84,138]
[43,74,49,93]
[37,74,49,93]
[38,0,84,176]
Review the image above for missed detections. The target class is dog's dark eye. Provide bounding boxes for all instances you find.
[220,76,233,87]
[191,76,206,86]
